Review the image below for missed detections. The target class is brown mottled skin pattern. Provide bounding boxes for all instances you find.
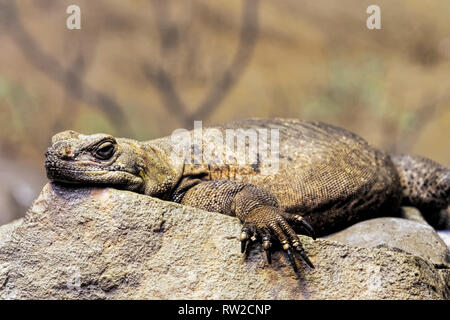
[45,119,449,272]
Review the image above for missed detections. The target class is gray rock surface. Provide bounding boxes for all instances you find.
[327,217,450,268]
[0,183,449,300]
[399,206,450,250]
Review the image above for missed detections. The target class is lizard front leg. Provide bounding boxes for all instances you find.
[177,180,316,272]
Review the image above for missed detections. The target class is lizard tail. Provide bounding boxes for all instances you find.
[391,154,449,228]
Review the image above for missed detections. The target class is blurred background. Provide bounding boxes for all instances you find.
[0,0,449,225]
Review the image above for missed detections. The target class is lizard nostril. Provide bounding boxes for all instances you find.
[61,146,73,159]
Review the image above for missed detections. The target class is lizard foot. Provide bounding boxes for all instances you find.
[240,206,315,272]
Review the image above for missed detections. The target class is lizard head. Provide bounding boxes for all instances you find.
[45,130,182,197]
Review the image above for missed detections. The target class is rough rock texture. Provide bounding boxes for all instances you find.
[327,216,450,268]
[397,206,450,250]
[0,183,449,300]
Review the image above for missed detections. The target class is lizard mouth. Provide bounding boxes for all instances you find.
[45,165,143,189]
[46,166,107,180]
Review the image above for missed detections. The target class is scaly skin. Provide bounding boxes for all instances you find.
[44,119,449,272]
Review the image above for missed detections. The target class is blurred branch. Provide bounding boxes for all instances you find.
[143,64,189,120]
[151,0,179,53]
[0,0,131,136]
[401,89,450,151]
[144,0,260,128]
[55,30,100,133]
[189,0,259,123]
[385,88,450,154]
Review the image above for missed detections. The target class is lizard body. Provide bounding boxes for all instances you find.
[45,118,449,271]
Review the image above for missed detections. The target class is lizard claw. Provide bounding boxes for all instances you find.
[262,235,272,264]
[281,213,316,240]
[241,206,315,273]
[297,217,316,240]
[282,242,298,272]
[293,241,315,269]
[240,225,255,253]
[240,229,250,253]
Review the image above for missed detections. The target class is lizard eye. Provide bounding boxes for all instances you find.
[94,141,115,160]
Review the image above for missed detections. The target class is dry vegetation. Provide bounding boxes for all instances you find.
[0,0,449,168]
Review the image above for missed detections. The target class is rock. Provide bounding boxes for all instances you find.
[0,183,448,300]
[327,217,450,268]
[438,231,450,248]
[0,218,22,245]
[398,207,450,249]
[399,207,428,225]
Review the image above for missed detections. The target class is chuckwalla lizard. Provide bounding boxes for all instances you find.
[45,119,449,272]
